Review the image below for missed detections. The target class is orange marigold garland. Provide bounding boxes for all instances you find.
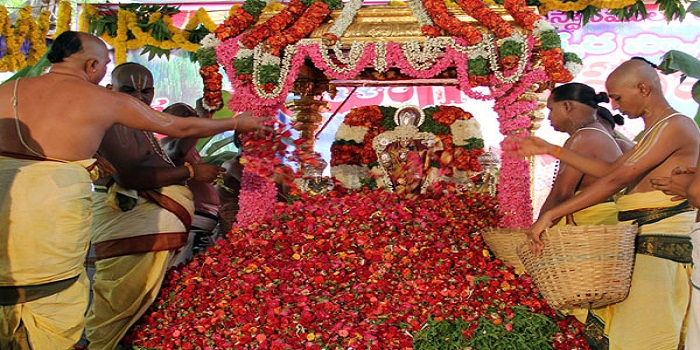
[457,0,513,39]
[240,0,307,50]
[214,0,266,41]
[264,1,331,56]
[421,0,483,45]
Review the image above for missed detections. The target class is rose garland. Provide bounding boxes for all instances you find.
[421,0,483,45]
[504,0,582,82]
[264,1,331,56]
[457,0,514,39]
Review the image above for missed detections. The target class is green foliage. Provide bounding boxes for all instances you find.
[1,51,50,86]
[658,49,700,122]
[460,138,485,151]
[413,317,471,350]
[242,0,268,18]
[413,307,560,350]
[538,30,562,51]
[233,57,254,75]
[608,0,648,22]
[689,1,700,17]
[379,106,399,131]
[467,57,489,76]
[499,39,522,57]
[563,52,583,65]
[140,45,171,60]
[258,64,281,85]
[88,10,118,37]
[656,0,687,21]
[465,307,560,350]
[196,47,218,67]
[301,0,343,9]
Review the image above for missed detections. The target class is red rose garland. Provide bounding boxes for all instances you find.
[199,64,224,110]
[240,0,308,50]
[457,0,514,39]
[421,0,483,45]
[215,7,256,41]
[264,1,331,56]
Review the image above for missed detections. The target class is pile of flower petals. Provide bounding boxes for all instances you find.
[124,184,587,349]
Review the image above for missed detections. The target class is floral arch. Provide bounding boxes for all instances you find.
[204,0,581,228]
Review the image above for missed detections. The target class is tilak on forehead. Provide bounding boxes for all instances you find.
[129,73,151,90]
[114,64,152,89]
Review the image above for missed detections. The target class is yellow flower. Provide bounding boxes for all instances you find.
[55,1,72,38]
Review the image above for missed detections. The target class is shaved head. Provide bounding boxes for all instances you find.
[110,63,155,105]
[608,58,662,91]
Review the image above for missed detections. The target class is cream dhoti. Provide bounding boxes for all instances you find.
[0,155,94,350]
[586,191,694,350]
[86,184,193,350]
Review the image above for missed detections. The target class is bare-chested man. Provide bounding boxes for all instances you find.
[518,58,699,349]
[0,31,264,349]
[86,63,229,349]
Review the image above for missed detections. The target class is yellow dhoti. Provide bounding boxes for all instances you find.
[0,155,94,349]
[685,223,700,350]
[589,191,694,350]
[86,185,193,350]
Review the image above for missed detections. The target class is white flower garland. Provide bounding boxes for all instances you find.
[252,43,297,98]
[199,33,221,49]
[400,38,443,71]
[319,40,367,73]
[532,19,556,38]
[565,61,583,78]
[485,31,529,84]
[406,0,434,26]
[374,41,388,73]
[335,124,368,143]
[327,0,364,38]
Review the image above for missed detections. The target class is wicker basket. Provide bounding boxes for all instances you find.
[517,224,637,310]
[481,228,528,273]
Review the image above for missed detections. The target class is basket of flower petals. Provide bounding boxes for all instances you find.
[517,224,637,310]
[481,227,528,273]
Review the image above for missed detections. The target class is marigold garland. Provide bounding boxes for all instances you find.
[0,5,51,72]
[54,1,72,39]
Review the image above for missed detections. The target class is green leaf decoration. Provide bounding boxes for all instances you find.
[656,0,686,21]
[1,50,51,86]
[242,0,268,18]
[234,56,254,75]
[195,91,237,153]
[658,50,700,78]
[140,45,171,60]
[413,317,471,350]
[689,1,700,18]
[468,57,489,76]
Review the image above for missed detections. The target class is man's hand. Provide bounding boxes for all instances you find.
[503,136,556,158]
[650,165,697,201]
[192,163,225,184]
[234,112,274,135]
[527,212,555,256]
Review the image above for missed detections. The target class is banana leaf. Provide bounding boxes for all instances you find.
[196,90,239,165]
[0,50,51,86]
[658,50,700,123]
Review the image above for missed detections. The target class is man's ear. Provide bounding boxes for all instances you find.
[637,82,651,97]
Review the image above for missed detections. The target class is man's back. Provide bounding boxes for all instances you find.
[0,74,115,161]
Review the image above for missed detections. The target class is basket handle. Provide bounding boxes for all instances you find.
[565,214,577,226]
